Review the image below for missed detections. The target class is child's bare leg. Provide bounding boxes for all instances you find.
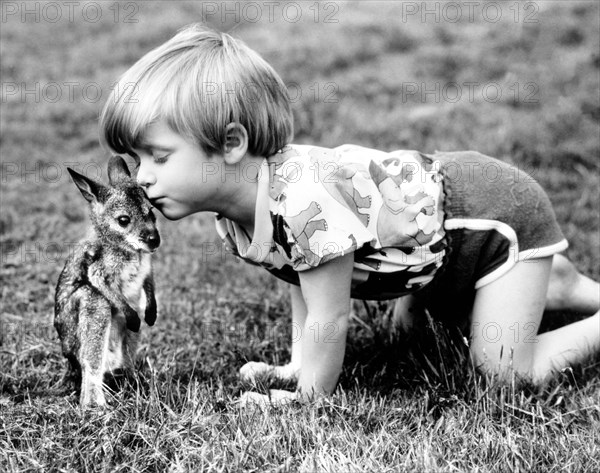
[392,295,421,332]
[239,284,305,382]
[546,254,599,314]
[470,257,600,384]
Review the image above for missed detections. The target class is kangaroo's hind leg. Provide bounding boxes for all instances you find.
[77,288,113,407]
[103,312,140,393]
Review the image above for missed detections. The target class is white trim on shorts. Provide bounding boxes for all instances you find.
[444,218,568,289]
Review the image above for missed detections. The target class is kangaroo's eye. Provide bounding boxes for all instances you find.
[117,216,131,227]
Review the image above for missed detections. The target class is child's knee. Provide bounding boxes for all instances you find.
[546,254,599,312]
[546,254,580,306]
[550,254,579,287]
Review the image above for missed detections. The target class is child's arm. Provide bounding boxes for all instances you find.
[272,283,307,379]
[295,252,354,397]
[239,253,354,406]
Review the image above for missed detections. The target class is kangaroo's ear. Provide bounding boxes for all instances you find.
[67,168,106,203]
[107,155,131,185]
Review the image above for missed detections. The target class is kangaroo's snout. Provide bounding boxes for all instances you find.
[143,229,161,251]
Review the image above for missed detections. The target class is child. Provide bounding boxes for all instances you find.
[99,25,599,405]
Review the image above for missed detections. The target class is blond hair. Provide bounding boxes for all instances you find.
[100,24,293,157]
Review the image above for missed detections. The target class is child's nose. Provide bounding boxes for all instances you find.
[136,162,155,188]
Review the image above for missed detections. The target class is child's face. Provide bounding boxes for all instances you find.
[132,120,222,220]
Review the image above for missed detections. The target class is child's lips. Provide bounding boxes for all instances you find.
[149,196,165,206]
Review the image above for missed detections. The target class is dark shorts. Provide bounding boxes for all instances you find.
[414,151,567,327]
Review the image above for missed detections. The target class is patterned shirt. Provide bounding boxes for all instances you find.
[215,144,448,300]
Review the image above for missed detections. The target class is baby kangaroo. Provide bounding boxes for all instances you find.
[54,155,160,408]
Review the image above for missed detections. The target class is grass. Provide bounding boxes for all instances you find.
[1,1,599,471]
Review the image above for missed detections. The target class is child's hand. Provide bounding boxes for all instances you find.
[239,361,274,382]
[238,389,297,407]
[239,361,300,383]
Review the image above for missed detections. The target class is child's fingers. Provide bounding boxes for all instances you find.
[239,361,274,382]
[268,389,297,404]
[237,390,297,408]
[273,363,300,381]
[238,391,271,407]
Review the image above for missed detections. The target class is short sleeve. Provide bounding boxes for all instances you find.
[269,157,376,271]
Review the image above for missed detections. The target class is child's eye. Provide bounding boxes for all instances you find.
[153,154,170,164]
[117,216,131,227]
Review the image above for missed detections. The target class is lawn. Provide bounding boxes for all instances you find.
[1,1,599,472]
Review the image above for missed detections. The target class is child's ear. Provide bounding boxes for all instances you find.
[223,123,248,164]
[67,168,106,203]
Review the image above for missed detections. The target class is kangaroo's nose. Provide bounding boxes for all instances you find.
[146,231,161,250]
